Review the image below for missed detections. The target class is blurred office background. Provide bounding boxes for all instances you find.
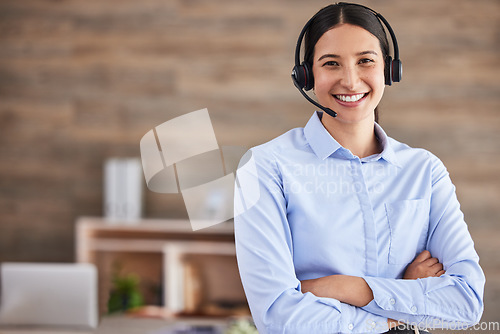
[0,0,498,323]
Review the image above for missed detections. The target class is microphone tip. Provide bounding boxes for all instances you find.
[326,108,337,117]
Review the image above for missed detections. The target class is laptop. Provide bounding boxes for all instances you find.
[0,262,98,329]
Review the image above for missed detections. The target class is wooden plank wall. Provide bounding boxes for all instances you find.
[0,0,499,320]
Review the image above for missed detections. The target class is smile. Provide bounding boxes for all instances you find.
[334,93,368,103]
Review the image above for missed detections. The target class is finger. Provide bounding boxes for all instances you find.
[423,257,439,267]
[435,270,446,277]
[429,261,443,273]
[414,250,431,263]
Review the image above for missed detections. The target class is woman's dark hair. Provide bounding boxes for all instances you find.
[304,3,389,123]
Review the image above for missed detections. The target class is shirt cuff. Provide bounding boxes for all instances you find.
[362,277,426,324]
[339,302,390,333]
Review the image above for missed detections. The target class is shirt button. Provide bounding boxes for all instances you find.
[389,298,396,305]
[348,323,354,330]
[370,321,376,328]
[411,305,417,313]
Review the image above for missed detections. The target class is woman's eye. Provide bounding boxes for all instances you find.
[359,58,374,64]
[322,61,339,67]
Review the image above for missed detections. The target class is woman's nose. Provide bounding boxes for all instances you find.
[340,66,360,90]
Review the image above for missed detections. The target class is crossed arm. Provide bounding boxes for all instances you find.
[300,250,445,328]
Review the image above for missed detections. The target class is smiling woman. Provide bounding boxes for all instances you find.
[234,2,485,334]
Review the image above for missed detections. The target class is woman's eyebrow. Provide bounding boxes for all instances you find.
[317,50,378,62]
[317,54,339,61]
[358,50,378,56]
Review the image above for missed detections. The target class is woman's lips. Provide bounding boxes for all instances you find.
[333,93,368,106]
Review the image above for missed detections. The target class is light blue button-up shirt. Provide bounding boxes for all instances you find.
[234,112,485,334]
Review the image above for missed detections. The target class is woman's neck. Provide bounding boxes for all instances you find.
[321,114,381,159]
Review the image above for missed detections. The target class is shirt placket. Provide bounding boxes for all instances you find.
[350,158,379,276]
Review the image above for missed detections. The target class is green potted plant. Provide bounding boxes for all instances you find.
[107,264,144,313]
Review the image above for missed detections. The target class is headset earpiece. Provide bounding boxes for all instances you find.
[292,62,314,91]
[291,64,305,90]
[391,58,402,84]
[385,56,393,86]
[302,62,314,91]
[384,56,403,86]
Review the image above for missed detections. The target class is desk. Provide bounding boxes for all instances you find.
[1,317,496,334]
[0,315,228,334]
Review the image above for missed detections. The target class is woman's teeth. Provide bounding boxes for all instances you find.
[334,93,366,102]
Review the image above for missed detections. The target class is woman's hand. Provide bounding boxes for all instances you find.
[388,318,402,329]
[403,250,445,279]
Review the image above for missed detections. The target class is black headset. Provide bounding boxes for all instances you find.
[291,2,402,118]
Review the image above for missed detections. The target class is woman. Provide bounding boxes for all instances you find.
[234,3,485,334]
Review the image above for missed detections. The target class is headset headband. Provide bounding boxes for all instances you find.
[338,2,400,60]
[295,2,401,83]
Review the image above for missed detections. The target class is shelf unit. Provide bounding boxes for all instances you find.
[75,216,244,315]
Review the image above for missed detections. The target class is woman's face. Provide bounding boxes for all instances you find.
[312,23,385,124]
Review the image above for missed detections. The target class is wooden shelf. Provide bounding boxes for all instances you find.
[74,217,244,316]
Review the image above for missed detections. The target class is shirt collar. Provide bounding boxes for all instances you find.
[303,111,401,167]
[304,111,342,160]
[371,122,401,167]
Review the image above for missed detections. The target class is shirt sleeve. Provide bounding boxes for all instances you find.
[234,148,389,334]
[362,153,485,329]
